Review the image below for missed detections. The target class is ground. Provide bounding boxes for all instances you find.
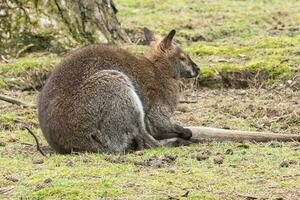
[0,0,300,199]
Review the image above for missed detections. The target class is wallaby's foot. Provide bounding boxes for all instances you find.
[133,136,145,151]
[159,138,192,147]
[174,125,193,140]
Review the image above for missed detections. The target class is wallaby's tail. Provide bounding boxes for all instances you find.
[24,127,46,156]
[188,126,300,143]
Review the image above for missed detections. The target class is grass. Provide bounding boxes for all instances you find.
[117,0,300,87]
[0,0,300,199]
[1,129,299,199]
[1,89,299,199]
[0,55,58,90]
[1,0,300,89]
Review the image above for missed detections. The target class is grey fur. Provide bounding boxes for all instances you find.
[38,30,199,154]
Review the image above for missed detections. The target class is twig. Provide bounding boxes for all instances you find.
[0,94,36,108]
[1,54,9,63]
[236,193,266,200]
[20,142,34,146]
[24,127,46,157]
[15,43,34,58]
[0,187,15,194]
[179,100,198,104]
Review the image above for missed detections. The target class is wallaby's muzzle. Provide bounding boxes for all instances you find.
[187,64,200,78]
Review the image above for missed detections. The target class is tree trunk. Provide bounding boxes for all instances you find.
[51,0,130,43]
[0,0,130,57]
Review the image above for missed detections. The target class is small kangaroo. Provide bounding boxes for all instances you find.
[38,28,199,154]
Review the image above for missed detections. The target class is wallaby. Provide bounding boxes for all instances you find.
[38,28,199,154]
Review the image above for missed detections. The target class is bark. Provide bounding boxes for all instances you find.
[52,0,130,43]
[0,0,130,56]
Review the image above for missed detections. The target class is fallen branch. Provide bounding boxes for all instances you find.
[1,54,9,63]
[0,94,36,108]
[15,43,34,58]
[0,187,15,195]
[179,99,198,104]
[25,127,46,157]
[187,126,300,143]
[236,193,265,200]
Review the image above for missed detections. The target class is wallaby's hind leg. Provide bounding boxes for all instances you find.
[85,70,160,153]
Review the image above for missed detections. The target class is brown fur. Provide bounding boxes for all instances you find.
[38,28,199,153]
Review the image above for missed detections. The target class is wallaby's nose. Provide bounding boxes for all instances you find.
[194,64,200,77]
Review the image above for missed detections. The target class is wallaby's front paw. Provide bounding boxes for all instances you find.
[179,128,192,139]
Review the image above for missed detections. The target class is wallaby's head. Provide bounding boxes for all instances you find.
[144,27,199,79]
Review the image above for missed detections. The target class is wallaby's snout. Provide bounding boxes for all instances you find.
[186,56,200,78]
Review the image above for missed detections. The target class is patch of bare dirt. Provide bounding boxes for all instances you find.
[135,154,177,168]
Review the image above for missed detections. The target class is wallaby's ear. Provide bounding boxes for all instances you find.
[144,27,155,44]
[160,29,176,50]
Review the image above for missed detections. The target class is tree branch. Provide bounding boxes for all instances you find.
[0,94,36,108]
[25,127,46,157]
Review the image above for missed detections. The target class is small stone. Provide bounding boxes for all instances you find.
[134,150,144,156]
[65,159,74,167]
[239,90,247,95]
[0,141,6,147]
[35,178,52,191]
[44,178,52,184]
[32,159,44,164]
[164,154,177,162]
[216,58,228,63]
[5,176,19,182]
[237,143,250,149]
[280,160,297,168]
[168,168,176,174]
[213,155,224,165]
[196,154,209,161]
[225,149,234,155]
[7,135,18,142]
[239,54,247,58]
[274,197,284,200]
[222,126,230,130]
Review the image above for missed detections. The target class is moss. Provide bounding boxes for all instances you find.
[0,78,6,89]
[0,57,58,74]
[0,56,58,90]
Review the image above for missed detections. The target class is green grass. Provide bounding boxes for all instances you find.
[1,0,299,89]
[1,88,299,199]
[0,56,58,90]
[0,57,57,74]
[1,0,300,199]
[1,129,299,199]
[116,0,300,87]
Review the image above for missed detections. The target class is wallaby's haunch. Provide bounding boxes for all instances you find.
[38,28,199,154]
